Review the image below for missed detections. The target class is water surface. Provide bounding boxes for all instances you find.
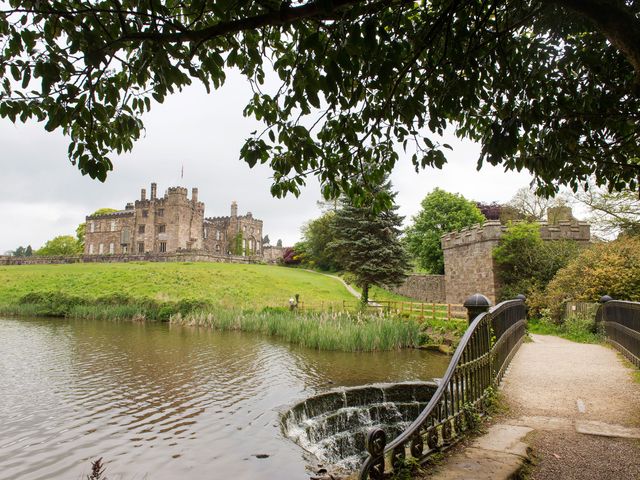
[0,317,449,479]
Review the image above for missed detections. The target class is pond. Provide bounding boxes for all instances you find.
[0,317,450,480]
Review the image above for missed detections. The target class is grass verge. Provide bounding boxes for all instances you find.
[527,314,602,344]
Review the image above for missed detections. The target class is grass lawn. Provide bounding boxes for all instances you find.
[0,262,358,309]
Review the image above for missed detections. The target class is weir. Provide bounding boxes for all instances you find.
[281,381,438,471]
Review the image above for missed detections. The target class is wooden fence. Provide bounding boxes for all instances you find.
[563,302,599,320]
[297,300,467,321]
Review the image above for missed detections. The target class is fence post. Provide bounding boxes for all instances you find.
[463,293,492,325]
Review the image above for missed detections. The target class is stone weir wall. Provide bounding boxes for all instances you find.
[281,381,439,473]
[0,251,262,266]
[388,274,446,303]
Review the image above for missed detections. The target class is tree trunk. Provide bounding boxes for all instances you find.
[361,283,369,307]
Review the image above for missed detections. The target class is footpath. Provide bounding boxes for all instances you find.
[427,334,640,479]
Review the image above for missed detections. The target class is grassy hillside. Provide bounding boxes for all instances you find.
[0,262,363,309]
[0,262,427,352]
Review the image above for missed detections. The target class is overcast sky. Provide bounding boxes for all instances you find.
[0,69,534,253]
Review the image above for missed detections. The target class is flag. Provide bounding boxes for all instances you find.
[181,164,184,180]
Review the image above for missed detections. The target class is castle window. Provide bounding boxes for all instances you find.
[110,220,116,232]
[138,242,144,253]
[216,230,220,240]
[159,241,167,253]
[158,224,166,233]
[123,245,128,254]
[204,228,208,239]
[157,209,164,217]
[139,225,145,234]
[99,243,104,254]
[142,210,148,218]
[90,221,95,233]
[215,245,220,252]
[109,243,115,254]
[88,244,94,254]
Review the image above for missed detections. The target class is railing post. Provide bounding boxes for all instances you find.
[598,294,613,324]
[463,293,492,325]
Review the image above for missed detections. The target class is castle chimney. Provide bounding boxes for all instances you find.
[141,188,147,201]
[231,201,238,218]
[192,187,198,203]
[150,183,157,200]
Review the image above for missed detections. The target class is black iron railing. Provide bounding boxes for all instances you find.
[358,297,527,480]
[596,298,640,368]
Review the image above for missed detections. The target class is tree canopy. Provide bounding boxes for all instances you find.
[405,188,484,274]
[1,1,639,206]
[299,210,341,271]
[36,235,82,255]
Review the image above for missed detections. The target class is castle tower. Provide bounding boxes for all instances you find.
[150,182,157,200]
[231,201,238,218]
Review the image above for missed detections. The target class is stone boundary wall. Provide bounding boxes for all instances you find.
[389,274,446,303]
[0,251,266,266]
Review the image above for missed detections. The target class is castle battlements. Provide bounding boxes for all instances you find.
[441,221,504,250]
[87,210,134,220]
[441,219,591,250]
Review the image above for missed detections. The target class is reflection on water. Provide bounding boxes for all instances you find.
[0,317,449,479]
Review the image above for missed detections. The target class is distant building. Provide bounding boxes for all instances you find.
[84,183,263,257]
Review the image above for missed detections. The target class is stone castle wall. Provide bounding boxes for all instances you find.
[440,220,591,305]
[441,221,504,305]
[0,251,258,266]
[262,245,284,263]
[388,274,446,303]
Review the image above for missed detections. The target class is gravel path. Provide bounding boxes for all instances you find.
[501,334,640,479]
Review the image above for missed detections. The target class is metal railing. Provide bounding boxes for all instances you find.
[596,298,640,368]
[358,297,527,479]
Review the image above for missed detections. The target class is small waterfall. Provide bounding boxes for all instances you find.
[281,381,438,473]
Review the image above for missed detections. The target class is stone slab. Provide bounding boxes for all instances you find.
[472,424,532,458]
[509,415,574,431]
[431,424,531,480]
[575,420,640,439]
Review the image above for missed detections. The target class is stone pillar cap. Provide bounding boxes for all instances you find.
[463,293,492,308]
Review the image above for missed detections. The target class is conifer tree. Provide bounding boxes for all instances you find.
[330,184,410,305]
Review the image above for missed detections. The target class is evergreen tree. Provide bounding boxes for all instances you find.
[330,185,410,305]
[25,245,33,256]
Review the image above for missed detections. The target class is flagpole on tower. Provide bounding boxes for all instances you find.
[181,164,184,183]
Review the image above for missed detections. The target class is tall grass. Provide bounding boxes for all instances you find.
[173,309,422,352]
[0,291,422,352]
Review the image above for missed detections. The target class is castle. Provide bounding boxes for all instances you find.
[84,183,264,257]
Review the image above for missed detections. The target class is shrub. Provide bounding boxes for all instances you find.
[493,222,580,301]
[530,235,640,321]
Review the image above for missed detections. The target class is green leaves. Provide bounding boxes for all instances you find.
[0,0,638,199]
[405,189,485,274]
